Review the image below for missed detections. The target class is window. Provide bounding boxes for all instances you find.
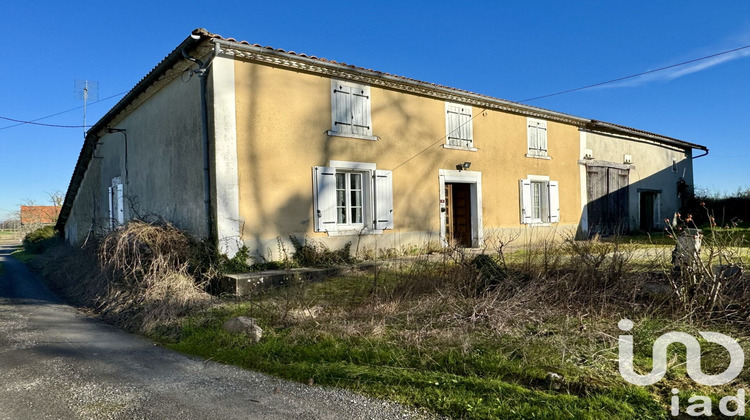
[336,172,364,225]
[445,102,474,149]
[328,80,375,140]
[519,178,559,224]
[526,118,548,158]
[313,162,393,234]
[108,176,124,229]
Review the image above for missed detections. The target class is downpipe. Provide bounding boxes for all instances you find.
[182,41,218,242]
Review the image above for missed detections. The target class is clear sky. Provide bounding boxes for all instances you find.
[1,1,748,222]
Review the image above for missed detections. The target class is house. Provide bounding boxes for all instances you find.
[56,29,708,258]
[21,206,60,225]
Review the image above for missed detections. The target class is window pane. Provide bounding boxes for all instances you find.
[337,190,346,207]
[337,207,346,224]
[351,207,362,224]
[350,173,361,190]
[533,182,542,219]
[351,190,362,206]
[336,173,345,189]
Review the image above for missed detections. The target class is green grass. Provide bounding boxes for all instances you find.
[153,270,750,419]
[166,311,667,419]
[11,248,35,264]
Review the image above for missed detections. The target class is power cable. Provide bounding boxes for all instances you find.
[520,44,750,102]
[0,91,130,130]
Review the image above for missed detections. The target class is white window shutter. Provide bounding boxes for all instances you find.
[538,120,547,152]
[374,169,394,230]
[458,106,472,144]
[548,180,560,223]
[519,179,532,224]
[332,83,351,133]
[107,186,114,229]
[313,166,338,232]
[446,104,460,143]
[351,88,370,135]
[116,183,125,225]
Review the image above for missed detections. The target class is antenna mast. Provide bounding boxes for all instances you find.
[74,80,99,138]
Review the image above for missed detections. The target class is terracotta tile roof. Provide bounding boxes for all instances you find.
[20,206,60,225]
[196,28,536,111]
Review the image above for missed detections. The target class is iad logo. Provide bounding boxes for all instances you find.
[617,319,746,416]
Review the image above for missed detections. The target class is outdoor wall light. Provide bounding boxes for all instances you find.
[456,161,471,171]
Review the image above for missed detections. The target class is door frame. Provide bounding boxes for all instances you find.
[637,188,661,232]
[439,169,483,247]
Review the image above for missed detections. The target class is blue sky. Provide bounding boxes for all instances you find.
[1,1,748,221]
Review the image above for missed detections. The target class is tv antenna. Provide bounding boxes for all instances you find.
[74,80,99,137]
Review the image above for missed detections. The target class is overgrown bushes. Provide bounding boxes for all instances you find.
[23,225,60,253]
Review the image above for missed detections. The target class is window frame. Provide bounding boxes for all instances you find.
[313,161,393,235]
[519,175,559,225]
[327,79,377,141]
[526,117,549,159]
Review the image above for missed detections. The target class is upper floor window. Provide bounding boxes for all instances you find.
[328,80,375,140]
[526,118,548,158]
[445,102,474,149]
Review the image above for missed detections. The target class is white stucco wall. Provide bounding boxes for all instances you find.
[65,70,207,244]
[581,130,694,232]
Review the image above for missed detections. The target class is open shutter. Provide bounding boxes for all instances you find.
[313,166,338,233]
[519,179,532,224]
[548,180,560,223]
[107,186,114,229]
[332,83,351,134]
[374,169,394,230]
[351,87,370,136]
[116,183,125,225]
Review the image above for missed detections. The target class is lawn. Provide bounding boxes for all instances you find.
[153,240,750,419]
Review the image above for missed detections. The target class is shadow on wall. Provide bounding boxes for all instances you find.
[578,163,691,239]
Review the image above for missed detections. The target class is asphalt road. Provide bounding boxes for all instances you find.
[0,245,422,420]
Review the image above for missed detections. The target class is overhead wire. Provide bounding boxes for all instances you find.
[519,44,750,102]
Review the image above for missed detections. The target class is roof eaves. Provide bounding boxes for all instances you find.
[585,120,708,151]
[56,29,211,232]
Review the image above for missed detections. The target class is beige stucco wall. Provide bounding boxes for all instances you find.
[233,60,582,257]
[582,131,693,232]
[65,72,206,244]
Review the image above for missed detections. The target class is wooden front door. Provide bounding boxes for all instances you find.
[445,183,472,247]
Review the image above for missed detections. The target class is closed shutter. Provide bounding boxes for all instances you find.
[374,169,394,230]
[313,166,338,233]
[108,186,114,229]
[528,119,547,154]
[332,84,352,134]
[519,179,532,224]
[446,105,460,145]
[458,106,472,144]
[548,180,560,223]
[537,121,547,153]
[446,104,472,146]
[351,87,370,135]
[116,183,125,224]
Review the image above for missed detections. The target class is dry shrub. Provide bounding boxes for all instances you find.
[96,220,213,333]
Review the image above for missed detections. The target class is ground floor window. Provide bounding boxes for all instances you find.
[313,162,393,234]
[520,177,559,224]
[108,176,124,229]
